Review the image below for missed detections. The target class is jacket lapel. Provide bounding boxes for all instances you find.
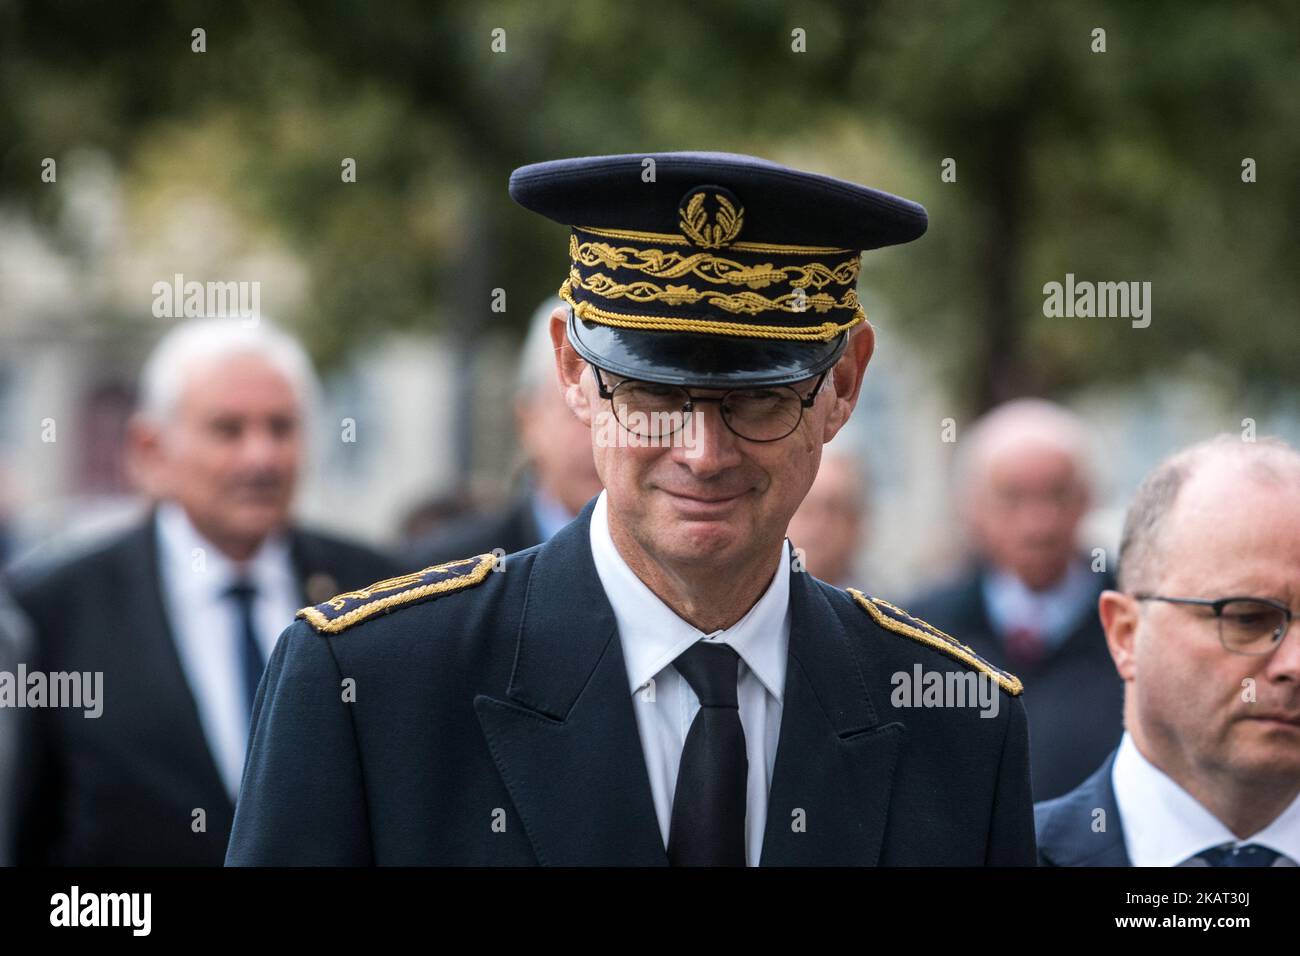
[760,566,904,866]
[473,500,668,865]
[1037,750,1131,866]
[287,530,344,606]
[133,509,235,811]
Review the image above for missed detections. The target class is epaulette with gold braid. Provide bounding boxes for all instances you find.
[846,588,1023,696]
[297,553,497,635]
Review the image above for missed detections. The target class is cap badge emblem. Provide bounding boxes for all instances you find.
[678,186,744,249]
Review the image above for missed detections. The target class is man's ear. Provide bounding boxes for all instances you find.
[822,321,876,442]
[125,413,164,496]
[549,307,593,426]
[1099,589,1140,681]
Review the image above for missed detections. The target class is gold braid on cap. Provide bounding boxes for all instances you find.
[558,278,864,341]
[563,215,866,340]
[570,234,860,290]
[566,267,860,318]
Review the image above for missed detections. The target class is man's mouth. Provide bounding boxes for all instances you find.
[232,485,285,503]
[665,490,745,503]
[660,488,748,514]
[1246,712,1300,728]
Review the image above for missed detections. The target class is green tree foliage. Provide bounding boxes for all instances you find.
[2,0,1295,412]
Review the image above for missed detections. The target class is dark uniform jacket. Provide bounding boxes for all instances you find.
[226,496,1036,866]
[907,564,1123,802]
[6,509,399,866]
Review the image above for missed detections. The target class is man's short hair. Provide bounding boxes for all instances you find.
[137,318,319,427]
[1116,434,1300,592]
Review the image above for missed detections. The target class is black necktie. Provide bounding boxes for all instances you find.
[224,579,265,718]
[1195,843,1282,867]
[667,641,747,866]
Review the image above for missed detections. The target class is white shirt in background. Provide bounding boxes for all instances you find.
[154,500,300,799]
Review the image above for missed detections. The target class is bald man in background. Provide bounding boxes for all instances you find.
[908,399,1123,801]
[408,298,602,566]
[1037,435,1300,866]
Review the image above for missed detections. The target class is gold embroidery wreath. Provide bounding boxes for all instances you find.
[678,192,744,248]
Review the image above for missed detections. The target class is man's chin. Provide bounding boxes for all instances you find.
[650,517,749,566]
[1223,723,1300,779]
[1012,559,1072,590]
[224,503,291,538]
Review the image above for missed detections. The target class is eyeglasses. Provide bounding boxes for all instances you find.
[591,365,828,443]
[1133,594,1295,656]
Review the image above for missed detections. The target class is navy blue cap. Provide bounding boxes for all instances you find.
[509,151,927,387]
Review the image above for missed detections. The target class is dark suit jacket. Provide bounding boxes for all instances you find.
[6,509,398,866]
[227,496,1036,866]
[907,564,1124,802]
[405,494,541,569]
[1034,749,1131,865]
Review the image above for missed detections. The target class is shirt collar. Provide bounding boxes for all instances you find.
[1112,730,1300,866]
[982,559,1096,646]
[588,490,790,701]
[155,499,295,597]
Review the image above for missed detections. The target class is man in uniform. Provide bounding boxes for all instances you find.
[227,152,1035,866]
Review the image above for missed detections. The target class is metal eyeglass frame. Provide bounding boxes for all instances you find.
[1133,594,1294,655]
[590,364,829,443]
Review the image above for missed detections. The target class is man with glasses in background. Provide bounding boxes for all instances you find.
[227,152,1035,866]
[1036,435,1300,866]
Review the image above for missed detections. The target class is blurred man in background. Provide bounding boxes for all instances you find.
[785,439,869,588]
[1036,435,1300,866]
[398,487,477,547]
[0,471,15,570]
[0,586,28,866]
[406,297,602,566]
[5,318,398,865]
[909,398,1122,801]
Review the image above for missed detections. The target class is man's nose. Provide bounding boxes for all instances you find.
[673,401,742,475]
[1264,618,1300,683]
[239,425,290,468]
[1016,493,1068,526]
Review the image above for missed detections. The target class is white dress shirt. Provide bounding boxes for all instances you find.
[154,501,300,799]
[1112,730,1300,866]
[588,490,790,866]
